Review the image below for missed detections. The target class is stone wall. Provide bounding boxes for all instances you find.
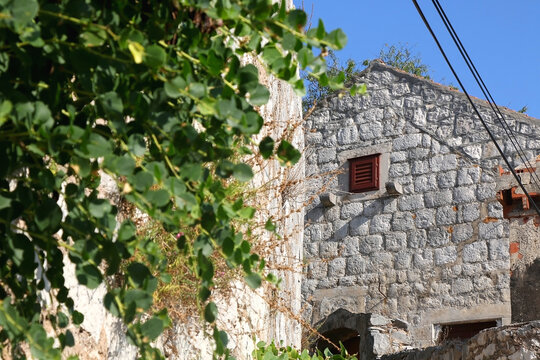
[380,321,540,360]
[303,60,540,347]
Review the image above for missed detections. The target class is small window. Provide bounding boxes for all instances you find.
[436,320,497,344]
[349,154,380,193]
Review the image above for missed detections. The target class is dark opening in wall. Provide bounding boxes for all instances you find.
[315,327,359,356]
[511,258,540,323]
[436,320,497,344]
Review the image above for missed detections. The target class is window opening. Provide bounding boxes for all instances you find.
[436,320,497,344]
[315,328,359,356]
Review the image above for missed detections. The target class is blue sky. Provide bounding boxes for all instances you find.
[294,0,540,119]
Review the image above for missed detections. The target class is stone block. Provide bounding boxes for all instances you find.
[319,242,339,258]
[346,257,366,275]
[389,162,410,177]
[393,133,422,151]
[350,216,370,237]
[453,186,477,203]
[382,198,398,213]
[408,148,430,160]
[476,183,496,201]
[460,203,480,222]
[428,228,451,247]
[414,174,439,193]
[461,263,482,276]
[390,151,408,162]
[369,252,394,269]
[385,232,407,251]
[415,208,436,229]
[340,237,359,256]
[398,194,424,211]
[395,252,412,270]
[317,148,336,164]
[437,170,457,188]
[488,238,509,260]
[328,258,346,277]
[339,276,357,287]
[359,235,383,254]
[462,241,488,263]
[452,278,473,294]
[392,212,415,231]
[413,249,433,268]
[309,223,333,242]
[337,126,359,145]
[333,219,349,240]
[424,190,453,208]
[436,206,457,226]
[308,261,327,279]
[430,154,458,172]
[359,121,383,140]
[457,167,481,185]
[452,223,474,243]
[479,221,506,240]
[434,246,457,265]
[487,201,503,219]
[363,200,383,217]
[408,229,427,249]
[370,214,392,234]
[304,242,319,259]
[411,160,430,175]
[474,276,494,291]
[340,202,363,219]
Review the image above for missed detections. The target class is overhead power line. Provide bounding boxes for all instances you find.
[431,0,540,190]
[411,0,540,217]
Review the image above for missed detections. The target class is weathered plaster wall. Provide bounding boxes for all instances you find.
[303,60,540,347]
[62,1,304,357]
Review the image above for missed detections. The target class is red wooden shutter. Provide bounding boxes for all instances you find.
[349,154,380,193]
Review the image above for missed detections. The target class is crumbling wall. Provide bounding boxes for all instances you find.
[303,60,540,347]
[380,321,540,360]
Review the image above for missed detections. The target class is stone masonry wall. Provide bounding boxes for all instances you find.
[380,321,540,360]
[302,60,540,347]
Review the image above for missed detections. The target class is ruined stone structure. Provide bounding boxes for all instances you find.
[303,60,540,350]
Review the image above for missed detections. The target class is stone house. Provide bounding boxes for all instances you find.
[302,60,540,353]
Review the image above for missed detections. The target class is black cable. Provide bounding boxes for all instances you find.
[431,0,540,189]
[411,0,540,217]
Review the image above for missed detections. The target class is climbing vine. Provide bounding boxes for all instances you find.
[0,0,357,358]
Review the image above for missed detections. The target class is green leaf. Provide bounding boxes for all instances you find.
[248,84,269,106]
[127,263,152,288]
[232,163,253,182]
[0,194,11,210]
[277,140,301,166]
[264,219,276,232]
[99,91,123,115]
[259,136,275,159]
[11,0,38,28]
[88,198,112,218]
[245,273,262,289]
[128,134,146,156]
[188,82,206,98]
[144,44,166,68]
[204,302,218,323]
[286,10,307,29]
[164,76,186,98]
[35,199,62,232]
[104,293,121,317]
[134,171,154,191]
[145,189,170,208]
[141,317,164,341]
[57,312,69,328]
[75,263,102,289]
[238,206,255,219]
[85,133,112,157]
[28,324,60,360]
[72,311,84,325]
[326,29,348,50]
[80,29,106,47]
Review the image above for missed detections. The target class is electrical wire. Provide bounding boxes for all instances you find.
[431,0,540,189]
[411,0,540,217]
